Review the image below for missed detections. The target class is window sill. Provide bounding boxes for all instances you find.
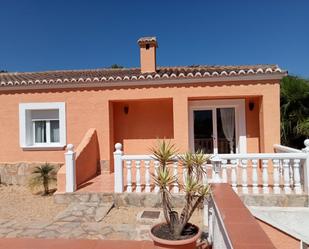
[21,144,66,151]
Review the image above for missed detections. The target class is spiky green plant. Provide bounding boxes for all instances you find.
[29,163,56,195]
[151,140,211,239]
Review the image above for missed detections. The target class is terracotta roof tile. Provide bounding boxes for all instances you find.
[0,65,285,90]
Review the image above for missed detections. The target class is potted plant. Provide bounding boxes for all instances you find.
[149,140,211,249]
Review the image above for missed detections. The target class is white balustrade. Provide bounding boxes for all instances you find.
[231,160,238,193]
[183,167,187,186]
[126,160,132,193]
[202,164,208,185]
[293,159,302,194]
[112,140,309,195]
[173,162,179,193]
[65,144,76,193]
[283,159,291,194]
[252,159,259,194]
[135,160,141,192]
[221,159,227,183]
[114,143,123,193]
[241,159,248,194]
[144,160,151,193]
[272,159,280,194]
[262,159,269,194]
[154,161,160,193]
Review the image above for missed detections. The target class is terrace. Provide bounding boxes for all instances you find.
[52,131,309,248]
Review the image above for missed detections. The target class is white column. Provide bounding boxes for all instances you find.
[221,159,228,183]
[293,159,302,194]
[173,161,179,193]
[273,159,281,194]
[135,160,141,193]
[65,144,76,193]
[252,159,259,194]
[154,161,160,193]
[145,160,151,193]
[241,159,248,194]
[302,139,309,194]
[262,159,269,194]
[231,159,238,193]
[114,143,124,193]
[283,159,291,194]
[126,160,132,193]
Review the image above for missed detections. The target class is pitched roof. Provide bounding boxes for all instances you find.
[0,64,285,91]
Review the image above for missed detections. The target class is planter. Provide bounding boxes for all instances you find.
[149,223,202,249]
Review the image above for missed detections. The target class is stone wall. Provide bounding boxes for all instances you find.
[0,162,63,186]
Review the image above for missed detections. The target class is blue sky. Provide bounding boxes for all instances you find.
[0,0,308,77]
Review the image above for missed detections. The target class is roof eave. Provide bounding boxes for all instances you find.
[0,72,287,92]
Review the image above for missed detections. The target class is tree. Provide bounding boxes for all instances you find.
[281,76,309,148]
[109,64,123,69]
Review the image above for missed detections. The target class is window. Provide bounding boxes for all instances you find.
[19,103,66,150]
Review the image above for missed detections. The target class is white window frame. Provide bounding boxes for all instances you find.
[19,102,66,150]
[189,99,247,154]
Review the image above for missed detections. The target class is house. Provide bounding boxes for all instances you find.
[0,37,286,187]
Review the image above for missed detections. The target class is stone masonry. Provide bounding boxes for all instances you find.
[0,162,63,185]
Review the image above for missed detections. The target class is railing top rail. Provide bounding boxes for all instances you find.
[122,155,153,160]
[273,144,302,153]
[218,152,307,159]
[122,152,307,161]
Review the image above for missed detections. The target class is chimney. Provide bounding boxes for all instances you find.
[137,37,158,74]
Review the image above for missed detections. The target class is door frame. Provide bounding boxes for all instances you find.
[188,99,247,154]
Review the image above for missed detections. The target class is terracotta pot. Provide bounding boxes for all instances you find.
[149,223,202,249]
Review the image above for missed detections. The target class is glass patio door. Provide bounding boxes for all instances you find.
[193,108,236,154]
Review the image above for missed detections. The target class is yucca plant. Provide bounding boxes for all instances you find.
[151,140,211,240]
[29,163,56,195]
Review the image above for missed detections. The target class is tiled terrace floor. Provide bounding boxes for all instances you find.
[77,173,114,193]
[0,238,153,249]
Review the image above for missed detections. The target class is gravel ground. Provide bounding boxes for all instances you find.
[0,184,204,228]
[0,184,67,223]
[104,206,204,228]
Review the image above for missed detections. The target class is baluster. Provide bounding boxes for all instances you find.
[211,163,215,181]
[272,159,280,194]
[289,161,294,186]
[283,159,291,194]
[202,164,208,186]
[293,159,302,194]
[183,167,187,186]
[144,160,151,193]
[241,159,248,194]
[251,159,259,194]
[173,161,179,193]
[262,159,269,194]
[231,160,237,193]
[221,159,227,183]
[126,160,132,193]
[135,160,141,192]
[154,161,160,193]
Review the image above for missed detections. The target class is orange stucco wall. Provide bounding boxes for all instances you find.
[112,99,174,154]
[57,128,100,192]
[75,128,100,186]
[0,79,280,171]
